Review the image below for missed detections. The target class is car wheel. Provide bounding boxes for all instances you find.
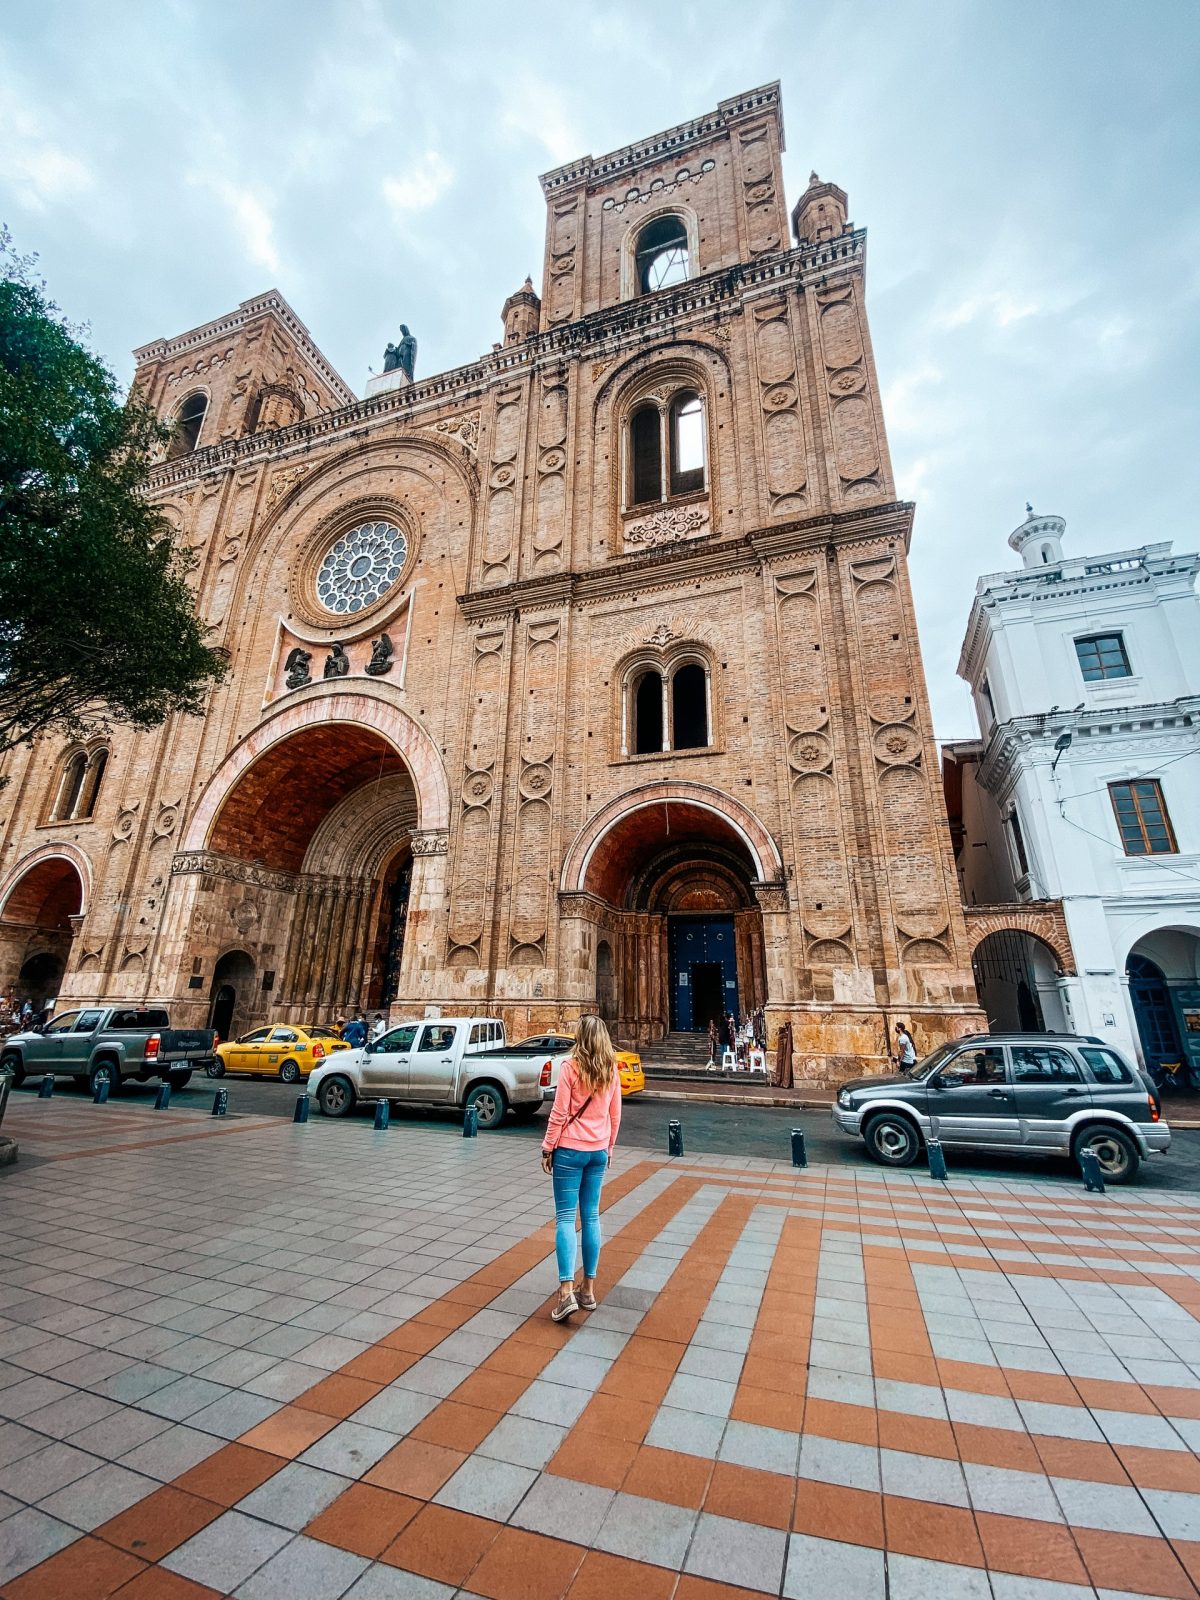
[863,1112,921,1167]
[88,1059,121,1096]
[206,1059,225,1078]
[279,1060,300,1085]
[317,1075,355,1118]
[464,1081,508,1130]
[167,1071,192,1091]
[1074,1125,1139,1184]
[1,1051,25,1089]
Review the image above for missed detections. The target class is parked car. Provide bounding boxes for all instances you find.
[517,1033,645,1097]
[833,1032,1170,1183]
[209,1024,351,1083]
[307,1016,561,1128]
[0,1006,218,1096]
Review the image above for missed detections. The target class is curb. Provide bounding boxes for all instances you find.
[640,1088,833,1110]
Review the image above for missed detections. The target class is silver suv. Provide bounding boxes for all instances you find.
[833,1033,1170,1183]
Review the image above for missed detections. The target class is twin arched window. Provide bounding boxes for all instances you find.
[628,389,706,508]
[167,392,208,460]
[50,747,108,823]
[634,214,690,294]
[628,658,711,756]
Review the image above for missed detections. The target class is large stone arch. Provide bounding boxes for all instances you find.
[0,843,92,920]
[181,686,450,856]
[962,902,1075,977]
[561,781,783,898]
[0,845,92,1005]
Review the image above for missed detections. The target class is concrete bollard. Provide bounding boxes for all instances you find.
[1078,1148,1105,1194]
[154,1084,171,1110]
[38,1075,54,1099]
[211,1088,228,1117]
[463,1103,478,1138]
[668,1119,683,1158]
[293,1094,310,1124]
[373,1099,389,1131]
[791,1128,807,1168]
[93,1079,110,1104]
[927,1137,948,1181]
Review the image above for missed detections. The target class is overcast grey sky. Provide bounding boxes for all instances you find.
[3,1,1197,736]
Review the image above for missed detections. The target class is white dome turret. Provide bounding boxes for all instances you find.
[1009,504,1066,570]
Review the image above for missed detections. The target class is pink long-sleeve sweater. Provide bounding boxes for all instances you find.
[542,1057,622,1155]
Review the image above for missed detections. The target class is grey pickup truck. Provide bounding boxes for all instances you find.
[0,1006,217,1096]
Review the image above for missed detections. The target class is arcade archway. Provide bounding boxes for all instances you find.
[0,851,87,1009]
[971,929,1067,1033]
[1126,928,1200,1090]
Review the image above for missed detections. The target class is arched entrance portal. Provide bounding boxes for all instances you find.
[971,929,1067,1033]
[0,853,86,1010]
[564,786,780,1046]
[209,950,256,1041]
[1126,928,1200,1090]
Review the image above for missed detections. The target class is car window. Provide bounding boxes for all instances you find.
[937,1047,1006,1087]
[238,1028,272,1045]
[137,1010,170,1027]
[1080,1046,1133,1085]
[469,1024,485,1044]
[1011,1045,1082,1083]
[270,1029,298,1043]
[74,1010,106,1033]
[306,1027,343,1040]
[109,1010,139,1029]
[377,1025,417,1053]
[42,1011,80,1035]
[420,1024,456,1052]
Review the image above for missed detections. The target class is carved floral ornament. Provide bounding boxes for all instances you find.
[410,829,449,856]
[623,505,709,549]
[431,411,480,455]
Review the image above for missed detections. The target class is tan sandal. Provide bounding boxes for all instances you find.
[551,1293,578,1323]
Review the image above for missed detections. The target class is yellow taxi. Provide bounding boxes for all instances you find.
[208,1024,351,1084]
[518,1033,645,1096]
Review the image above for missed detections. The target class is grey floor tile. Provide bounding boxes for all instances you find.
[684,1510,787,1592]
[342,1563,455,1598]
[595,1490,698,1568]
[783,1531,886,1597]
[1128,1486,1200,1541]
[434,1454,537,1521]
[538,1350,613,1392]
[69,1406,172,1460]
[511,1472,615,1543]
[0,1506,78,1586]
[163,1508,293,1591]
[353,1386,440,1435]
[963,1462,1061,1522]
[234,1532,369,1600]
[1049,1475,1157,1534]
[242,1359,328,1402]
[17,1390,119,1441]
[299,1420,400,1477]
[477,1415,565,1472]
[720,1419,799,1476]
[888,1552,993,1600]
[141,1374,232,1421]
[238,1462,353,1531]
[0,1439,102,1500]
[510,1380,591,1429]
[663,1373,737,1419]
[187,1390,279,1441]
[37,1462,159,1530]
[645,1406,726,1460]
[90,1362,180,1404]
[0,1375,73,1419]
[0,1421,56,1468]
[119,1421,224,1480]
[798,1434,880,1492]
[881,1447,969,1506]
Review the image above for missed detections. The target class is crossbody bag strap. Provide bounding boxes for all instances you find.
[549,1067,593,1151]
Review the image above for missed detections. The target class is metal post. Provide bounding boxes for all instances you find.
[373,1099,389,1131]
[1078,1148,1105,1194]
[927,1137,947,1181]
[293,1095,310,1124]
[211,1088,228,1117]
[93,1079,110,1105]
[668,1119,683,1158]
[38,1075,54,1099]
[154,1084,171,1110]
[463,1104,478,1138]
[791,1128,807,1168]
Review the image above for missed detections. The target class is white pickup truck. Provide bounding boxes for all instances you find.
[306,1017,572,1128]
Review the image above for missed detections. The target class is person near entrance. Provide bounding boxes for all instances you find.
[540,1015,623,1323]
[894,1022,917,1073]
[342,1012,367,1048]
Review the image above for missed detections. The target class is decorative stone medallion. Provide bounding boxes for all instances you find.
[316,521,408,615]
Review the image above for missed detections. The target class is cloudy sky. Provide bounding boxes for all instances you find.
[3,0,1197,736]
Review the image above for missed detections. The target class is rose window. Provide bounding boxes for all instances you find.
[315,521,408,614]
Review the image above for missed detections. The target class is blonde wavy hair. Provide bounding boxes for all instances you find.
[572,1014,616,1093]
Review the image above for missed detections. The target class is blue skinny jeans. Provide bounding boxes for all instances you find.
[551,1147,608,1282]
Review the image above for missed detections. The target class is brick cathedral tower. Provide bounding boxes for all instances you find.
[0,85,981,1075]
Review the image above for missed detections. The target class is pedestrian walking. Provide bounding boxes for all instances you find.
[541,1014,622,1323]
[894,1022,917,1072]
[369,1012,386,1042]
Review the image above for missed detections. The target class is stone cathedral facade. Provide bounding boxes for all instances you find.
[0,84,984,1074]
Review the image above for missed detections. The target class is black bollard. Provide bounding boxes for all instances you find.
[463,1103,478,1138]
[154,1084,171,1110]
[211,1088,228,1117]
[38,1075,54,1099]
[93,1079,110,1105]
[293,1094,310,1124]
[927,1137,948,1181]
[374,1099,390,1131]
[1078,1148,1105,1194]
[668,1119,683,1158]
[791,1128,807,1168]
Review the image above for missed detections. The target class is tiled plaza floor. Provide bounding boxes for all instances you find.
[2,1096,1200,1598]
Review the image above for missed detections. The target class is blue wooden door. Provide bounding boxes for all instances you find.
[669,917,738,1031]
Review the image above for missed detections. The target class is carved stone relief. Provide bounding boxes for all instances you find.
[266,462,310,509]
[547,201,578,324]
[737,125,781,254]
[481,387,523,586]
[816,281,883,500]
[112,802,140,844]
[623,504,709,550]
[532,377,568,568]
[752,304,806,517]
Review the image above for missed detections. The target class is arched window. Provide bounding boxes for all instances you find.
[630,404,662,506]
[167,392,208,460]
[635,215,690,293]
[625,385,707,510]
[53,753,87,822]
[78,750,108,820]
[633,671,664,754]
[671,662,709,749]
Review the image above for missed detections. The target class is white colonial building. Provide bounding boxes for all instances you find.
[943,507,1200,1086]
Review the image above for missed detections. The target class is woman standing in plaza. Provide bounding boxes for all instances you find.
[541,1014,623,1322]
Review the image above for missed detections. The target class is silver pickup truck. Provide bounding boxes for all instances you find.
[0,1006,218,1096]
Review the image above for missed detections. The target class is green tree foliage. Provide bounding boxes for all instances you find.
[0,229,226,758]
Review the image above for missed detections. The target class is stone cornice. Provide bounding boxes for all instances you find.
[539,82,782,195]
[169,849,371,896]
[144,237,866,497]
[457,502,914,620]
[976,697,1200,793]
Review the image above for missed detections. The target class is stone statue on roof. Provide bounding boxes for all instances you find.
[383,325,417,381]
